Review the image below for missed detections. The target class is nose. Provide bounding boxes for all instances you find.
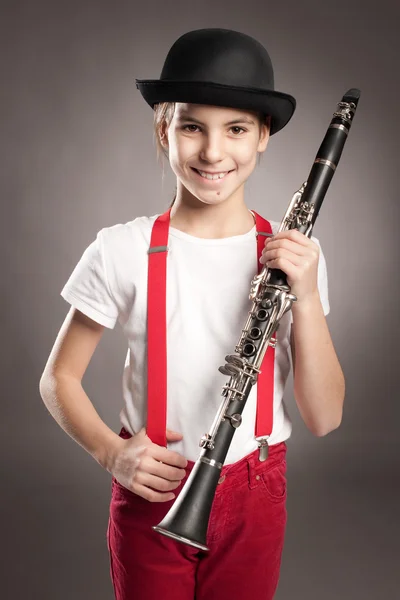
[199,132,225,164]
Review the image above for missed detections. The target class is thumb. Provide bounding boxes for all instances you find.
[166,428,183,441]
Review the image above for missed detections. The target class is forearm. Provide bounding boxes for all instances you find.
[39,374,124,472]
[291,292,345,436]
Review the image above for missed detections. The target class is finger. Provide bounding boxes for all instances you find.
[166,428,183,440]
[261,248,304,266]
[151,445,188,469]
[131,482,176,503]
[135,470,182,492]
[264,237,311,257]
[272,229,313,247]
[140,455,187,481]
[263,257,298,279]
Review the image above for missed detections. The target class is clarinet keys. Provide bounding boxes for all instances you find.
[199,433,214,449]
[269,336,277,349]
[218,354,244,376]
[225,413,242,428]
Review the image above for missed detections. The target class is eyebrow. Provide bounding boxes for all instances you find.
[176,113,256,126]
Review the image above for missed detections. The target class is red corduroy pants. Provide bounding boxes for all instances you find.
[107,427,288,600]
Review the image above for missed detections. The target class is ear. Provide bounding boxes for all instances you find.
[159,120,169,149]
[257,117,271,153]
[257,128,270,153]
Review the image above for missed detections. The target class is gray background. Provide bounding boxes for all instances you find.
[2,0,400,598]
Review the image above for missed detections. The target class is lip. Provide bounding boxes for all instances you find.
[191,167,234,183]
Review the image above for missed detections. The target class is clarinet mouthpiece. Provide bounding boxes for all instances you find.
[342,88,361,106]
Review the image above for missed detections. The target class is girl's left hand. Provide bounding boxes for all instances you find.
[259,229,320,304]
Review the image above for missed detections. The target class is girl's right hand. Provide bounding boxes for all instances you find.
[109,427,188,502]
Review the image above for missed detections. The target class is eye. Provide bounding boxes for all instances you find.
[181,124,247,135]
[230,126,246,135]
[182,124,201,132]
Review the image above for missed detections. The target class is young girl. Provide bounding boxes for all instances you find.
[40,28,345,600]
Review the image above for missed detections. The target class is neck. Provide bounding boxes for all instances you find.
[169,190,256,239]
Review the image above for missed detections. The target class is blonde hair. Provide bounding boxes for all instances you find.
[153,102,271,208]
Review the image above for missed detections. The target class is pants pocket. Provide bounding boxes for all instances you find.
[259,459,287,502]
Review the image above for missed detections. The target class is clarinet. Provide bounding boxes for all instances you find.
[153,88,361,551]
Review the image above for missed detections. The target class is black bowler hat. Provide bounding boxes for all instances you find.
[136,28,296,135]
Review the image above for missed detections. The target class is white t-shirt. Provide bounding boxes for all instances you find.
[60,213,330,464]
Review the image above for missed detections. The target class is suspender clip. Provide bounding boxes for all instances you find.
[256,436,269,462]
[148,245,169,254]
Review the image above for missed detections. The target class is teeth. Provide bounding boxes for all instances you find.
[197,170,229,180]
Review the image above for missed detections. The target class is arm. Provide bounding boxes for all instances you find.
[260,228,345,437]
[39,307,124,472]
[290,295,345,436]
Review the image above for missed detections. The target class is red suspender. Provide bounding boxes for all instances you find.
[146,211,170,447]
[147,209,275,453]
[252,210,274,459]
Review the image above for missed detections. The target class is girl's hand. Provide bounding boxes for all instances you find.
[259,230,320,305]
[108,428,188,502]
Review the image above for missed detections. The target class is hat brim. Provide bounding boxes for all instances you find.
[136,79,296,135]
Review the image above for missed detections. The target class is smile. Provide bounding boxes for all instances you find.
[191,167,234,181]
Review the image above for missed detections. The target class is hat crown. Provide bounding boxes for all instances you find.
[160,29,275,91]
[136,28,296,135]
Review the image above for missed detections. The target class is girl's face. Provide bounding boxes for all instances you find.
[162,103,270,207]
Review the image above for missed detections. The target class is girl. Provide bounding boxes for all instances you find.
[40,28,345,600]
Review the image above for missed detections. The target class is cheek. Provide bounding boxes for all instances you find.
[167,148,185,178]
[169,139,195,171]
[234,141,259,167]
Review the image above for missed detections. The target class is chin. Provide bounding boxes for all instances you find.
[192,191,233,206]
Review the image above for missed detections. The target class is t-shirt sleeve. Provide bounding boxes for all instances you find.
[60,230,119,329]
[288,235,330,322]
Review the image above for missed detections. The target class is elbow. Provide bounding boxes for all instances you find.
[39,373,51,397]
[39,371,58,404]
[312,408,344,438]
[39,375,47,400]
[314,380,346,437]
[313,422,340,437]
